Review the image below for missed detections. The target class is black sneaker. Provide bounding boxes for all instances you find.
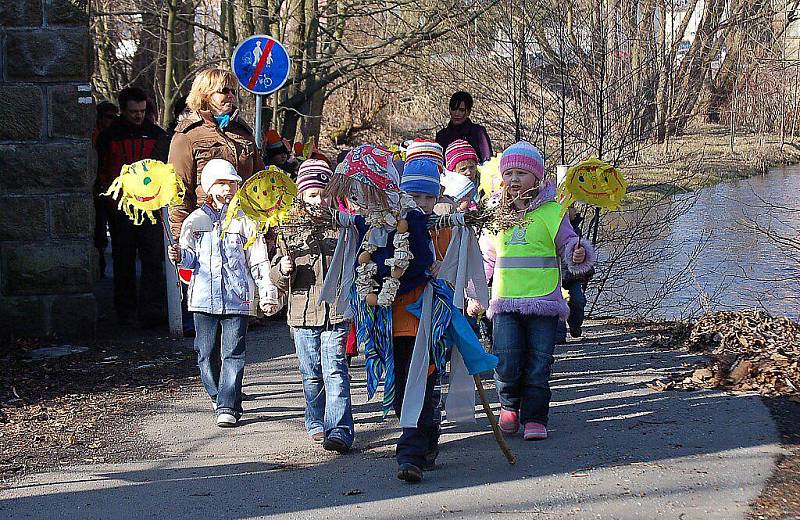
[569,325,582,338]
[397,463,423,483]
[322,436,350,454]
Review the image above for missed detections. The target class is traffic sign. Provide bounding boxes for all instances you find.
[230,35,291,95]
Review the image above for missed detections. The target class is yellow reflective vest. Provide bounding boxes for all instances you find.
[493,201,562,299]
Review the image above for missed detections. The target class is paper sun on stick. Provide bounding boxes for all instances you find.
[223,166,297,249]
[103,159,185,225]
[556,158,627,215]
[478,152,503,199]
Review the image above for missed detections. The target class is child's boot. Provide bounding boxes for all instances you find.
[523,422,548,440]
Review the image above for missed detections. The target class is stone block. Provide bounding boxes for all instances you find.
[51,195,93,238]
[49,293,96,338]
[0,297,47,341]
[3,242,93,295]
[6,29,90,81]
[0,142,92,193]
[0,85,43,140]
[45,0,89,26]
[0,2,43,27]
[49,85,94,138]
[0,196,48,240]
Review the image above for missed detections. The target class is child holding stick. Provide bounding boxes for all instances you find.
[270,159,354,453]
[472,142,596,441]
[168,159,280,427]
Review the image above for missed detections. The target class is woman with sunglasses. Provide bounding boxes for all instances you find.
[167,68,264,240]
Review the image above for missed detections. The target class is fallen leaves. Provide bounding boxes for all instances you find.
[649,310,800,396]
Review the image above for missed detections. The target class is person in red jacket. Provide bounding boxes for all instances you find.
[96,87,167,327]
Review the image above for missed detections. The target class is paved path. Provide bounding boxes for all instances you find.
[0,321,782,519]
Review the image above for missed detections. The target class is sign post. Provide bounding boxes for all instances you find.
[230,35,292,150]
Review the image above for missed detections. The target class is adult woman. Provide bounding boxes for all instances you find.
[434,91,493,164]
[168,68,264,238]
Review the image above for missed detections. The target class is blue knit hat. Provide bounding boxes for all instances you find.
[400,158,441,197]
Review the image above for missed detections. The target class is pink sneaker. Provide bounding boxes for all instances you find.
[498,409,519,435]
[523,422,548,440]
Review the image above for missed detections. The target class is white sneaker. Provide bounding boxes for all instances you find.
[216,413,237,427]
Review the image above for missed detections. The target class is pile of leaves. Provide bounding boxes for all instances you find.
[0,338,196,482]
[648,310,800,395]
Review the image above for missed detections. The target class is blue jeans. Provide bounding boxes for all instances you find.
[193,313,248,418]
[392,336,440,468]
[557,281,587,340]
[291,323,354,446]
[492,313,558,425]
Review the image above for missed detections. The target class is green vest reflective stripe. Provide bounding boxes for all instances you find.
[494,201,562,299]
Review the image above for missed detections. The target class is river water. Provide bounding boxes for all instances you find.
[591,166,800,320]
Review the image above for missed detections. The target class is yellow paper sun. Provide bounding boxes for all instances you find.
[103,159,185,225]
[557,158,627,214]
[223,166,297,248]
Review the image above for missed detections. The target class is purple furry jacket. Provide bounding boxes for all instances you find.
[479,181,596,320]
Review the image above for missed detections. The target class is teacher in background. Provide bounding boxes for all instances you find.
[435,91,493,164]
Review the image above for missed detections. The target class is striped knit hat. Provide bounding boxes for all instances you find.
[296,159,332,193]
[400,158,440,197]
[499,141,545,180]
[445,139,478,171]
[405,138,444,171]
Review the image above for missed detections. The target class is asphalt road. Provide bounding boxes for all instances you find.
[0,320,782,519]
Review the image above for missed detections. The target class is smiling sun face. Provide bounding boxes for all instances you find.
[223,166,298,249]
[559,158,627,211]
[103,159,185,225]
[243,167,297,215]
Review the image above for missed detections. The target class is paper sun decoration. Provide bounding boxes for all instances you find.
[103,159,185,225]
[556,158,627,214]
[223,166,297,249]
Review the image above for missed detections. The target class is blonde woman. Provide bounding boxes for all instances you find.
[168,68,264,238]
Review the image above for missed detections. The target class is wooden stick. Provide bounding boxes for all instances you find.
[474,374,516,465]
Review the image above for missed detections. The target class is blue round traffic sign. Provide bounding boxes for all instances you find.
[230,35,291,95]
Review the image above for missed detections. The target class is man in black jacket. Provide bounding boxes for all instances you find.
[96,87,167,327]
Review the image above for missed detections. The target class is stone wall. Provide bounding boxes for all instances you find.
[0,1,96,339]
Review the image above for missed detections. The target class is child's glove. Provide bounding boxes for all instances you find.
[279,256,294,275]
[167,244,181,263]
[260,301,280,316]
[466,298,484,318]
[572,245,586,264]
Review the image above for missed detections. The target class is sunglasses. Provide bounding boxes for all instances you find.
[218,87,236,95]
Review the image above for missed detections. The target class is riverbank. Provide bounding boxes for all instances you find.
[625,124,800,194]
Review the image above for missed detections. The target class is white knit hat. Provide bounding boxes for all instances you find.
[201,159,242,194]
[441,171,476,202]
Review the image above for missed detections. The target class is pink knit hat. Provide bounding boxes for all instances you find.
[296,159,332,193]
[445,139,478,171]
[499,141,545,180]
[405,138,444,171]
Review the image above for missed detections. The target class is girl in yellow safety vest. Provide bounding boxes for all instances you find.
[470,141,596,442]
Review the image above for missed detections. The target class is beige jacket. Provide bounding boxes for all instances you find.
[269,229,347,328]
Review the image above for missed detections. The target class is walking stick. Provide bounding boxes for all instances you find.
[474,374,516,465]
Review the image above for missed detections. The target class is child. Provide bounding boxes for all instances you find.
[557,205,594,342]
[473,142,595,441]
[319,145,496,483]
[445,139,481,202]
[168,159,279,427]
[270,159,355,453]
